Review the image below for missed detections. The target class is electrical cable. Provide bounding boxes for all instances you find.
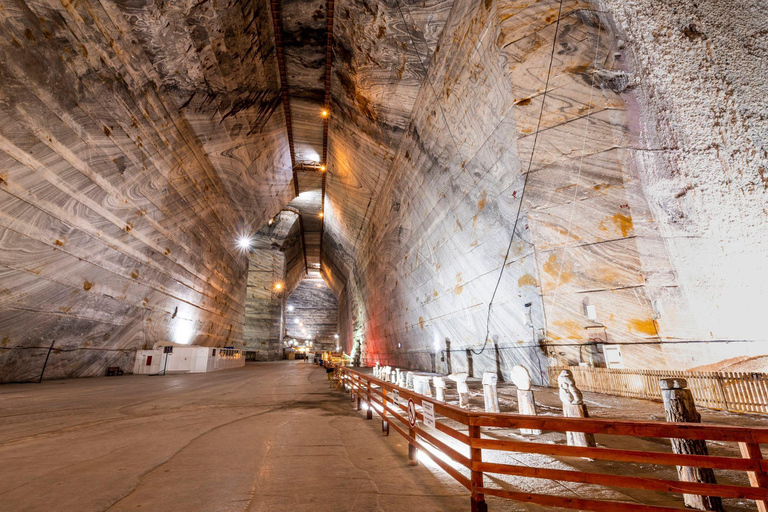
[472,0,566,356]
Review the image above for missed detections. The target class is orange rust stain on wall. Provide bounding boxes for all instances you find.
[541,253,573,290]
[613,213,634,237]
[628,318,658,336]
[83,280,93,291]
[518,274,537,287]
[454,273,464,295]
[600,213,634,237]
[550,320,584,340]
[419,317,425,330]
[477,191,487,211]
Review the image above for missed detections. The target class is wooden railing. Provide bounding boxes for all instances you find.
[549,366,768,415]
[332,365,768,512]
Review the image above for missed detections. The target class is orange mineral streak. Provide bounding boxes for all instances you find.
[550,320,584,340]
[541,253,573,291]
[517,274,537,287]
[628,318,658,336]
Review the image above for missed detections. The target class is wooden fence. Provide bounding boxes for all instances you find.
[333,365,768,512]
[548,366,768,415]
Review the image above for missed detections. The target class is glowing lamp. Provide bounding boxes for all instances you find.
[318,212,324,219]
[237,236,252,250]
[321,109,329,118]
[274,282,283,291]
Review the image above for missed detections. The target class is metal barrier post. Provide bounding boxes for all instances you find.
[408,423,418,466]
[469,423,487,512]
[382,388,389,436]
[366,380,373,420]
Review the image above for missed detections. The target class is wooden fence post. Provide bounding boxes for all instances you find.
[469,423,488,512]
[661,378,723,511]
[739,441,768,512]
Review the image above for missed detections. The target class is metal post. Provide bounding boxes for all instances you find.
[469,424,487,512]
[408,425,418,466]
[366,380,373,420]
[382,389,389,436]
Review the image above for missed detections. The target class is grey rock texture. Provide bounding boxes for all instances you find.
[0,0,766,381]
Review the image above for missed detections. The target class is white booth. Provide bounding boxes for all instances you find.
[133,342,244,375]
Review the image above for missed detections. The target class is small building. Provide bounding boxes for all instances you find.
[133,343,244,375]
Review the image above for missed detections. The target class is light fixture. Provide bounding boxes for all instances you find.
[321,109,329,118]
[274,282,284,292]
[299,321,304,327]
[318,212,324,219]
[295,319,300,324]
[334,334,339,339]
[319,165,326,172]
[268,218,274,226]
[287,305,294,312]
[237,236,252,250]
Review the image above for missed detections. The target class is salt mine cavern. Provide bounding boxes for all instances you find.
[1,0,768,510]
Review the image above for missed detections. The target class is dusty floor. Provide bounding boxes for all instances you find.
[3,363,766,512]
[0,362,479,512]
[357,367,768,511]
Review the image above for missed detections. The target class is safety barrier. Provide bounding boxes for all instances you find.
[332,365,768,512]
[549,366,768,415]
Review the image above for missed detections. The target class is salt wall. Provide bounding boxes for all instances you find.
[244,211,304,361]
[325,0,768,382]
[0,0,293,382]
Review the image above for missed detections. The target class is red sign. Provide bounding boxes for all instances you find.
[407,398,417,428]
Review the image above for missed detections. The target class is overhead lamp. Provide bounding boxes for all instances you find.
[287,305,294,312]
[237,236,252,250]
[321,109,329,118]
[274,282,284,292]
[268,218,274,226]
[318,212,324,219]
[319,165,326,172]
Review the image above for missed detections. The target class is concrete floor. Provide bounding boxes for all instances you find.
[0,362,472,512]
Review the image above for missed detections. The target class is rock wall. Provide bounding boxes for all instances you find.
[331,0,768,379]
[244,211,305,360]
[0,0,292,381]
[595,0,768,371]
[285,272,339,351]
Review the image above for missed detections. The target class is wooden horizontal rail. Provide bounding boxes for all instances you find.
[472,436,765,472]
[333,365,768,511]
[472,412,768,443]
[476,461,768,501]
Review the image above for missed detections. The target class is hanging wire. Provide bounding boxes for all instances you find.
[472,0,566,356]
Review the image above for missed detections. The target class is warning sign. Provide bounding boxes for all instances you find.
[407,398,417,428]
[422,400,435,428]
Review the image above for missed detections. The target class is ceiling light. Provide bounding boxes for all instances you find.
[321,109,329,118]
[319,165,326,172]
[268,218,274,226]
[274,282,283,291]
[237,236,252,250]
[318,212,324,219]
[287,305,294,312]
